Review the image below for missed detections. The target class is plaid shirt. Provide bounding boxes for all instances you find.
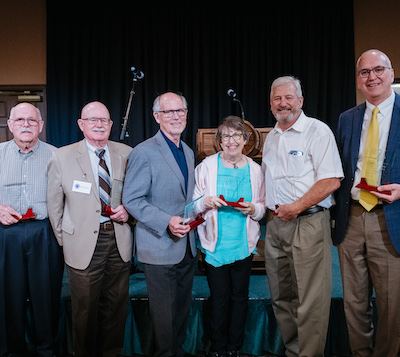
[0,139,55,220]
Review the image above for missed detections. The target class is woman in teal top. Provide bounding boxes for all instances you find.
[193,116,265,357]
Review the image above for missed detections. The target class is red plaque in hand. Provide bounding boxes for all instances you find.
[189,216,205,231]
[13,208,36,221]
[356,178,391,196]
[102,205,113,217]
[219,195,245,208]
[272,204,279,216]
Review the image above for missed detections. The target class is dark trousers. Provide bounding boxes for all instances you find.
[142,243,196,357]
[66,228,130,357]
[0,219,63,357]
[205,255,253,353]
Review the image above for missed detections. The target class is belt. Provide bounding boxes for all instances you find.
[100,221,114,231]
[351,200,384,210]
[298,205,326,217]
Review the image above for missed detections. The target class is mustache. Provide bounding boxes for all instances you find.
[278,106,292,111]
[92,127,106,132]
[19,128,33,135]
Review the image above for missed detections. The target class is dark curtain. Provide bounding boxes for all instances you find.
[47,1,356,150]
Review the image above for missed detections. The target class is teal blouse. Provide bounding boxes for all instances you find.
[205,155,252,267]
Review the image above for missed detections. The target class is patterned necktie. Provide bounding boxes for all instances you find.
[96,149,111,213]
[359,107,380,211]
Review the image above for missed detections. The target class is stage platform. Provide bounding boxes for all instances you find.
[48,246,357,357]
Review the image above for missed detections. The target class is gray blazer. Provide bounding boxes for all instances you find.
[122,130,196,265]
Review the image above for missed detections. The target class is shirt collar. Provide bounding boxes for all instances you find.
[366,90,395,118]
[160,130,183,151]
[12,139,40,155]
[85,140,109,156]
[273,111,307,134]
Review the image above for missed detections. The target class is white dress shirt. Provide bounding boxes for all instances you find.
[262,111,343,210]
[351,90,395,200]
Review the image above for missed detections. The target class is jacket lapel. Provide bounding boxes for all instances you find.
[182,141,194,197]
[382,93,400,182]
[351,103,365,175]
[108,141,122,180]
[155,131,187,197]
[76,139,100,203]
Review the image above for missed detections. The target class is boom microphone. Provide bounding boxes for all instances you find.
[131,66,144,80]
[227,89,237,98]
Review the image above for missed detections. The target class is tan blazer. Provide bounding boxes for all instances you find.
[47,139,133,270]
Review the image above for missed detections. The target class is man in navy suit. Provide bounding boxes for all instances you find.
[334,49,400,356]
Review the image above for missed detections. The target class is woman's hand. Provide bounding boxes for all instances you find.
[203,196,228,209]
[372,183,400,204]
[235,201,255,216]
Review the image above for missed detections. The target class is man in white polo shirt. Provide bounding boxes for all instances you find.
[262,76,343,357]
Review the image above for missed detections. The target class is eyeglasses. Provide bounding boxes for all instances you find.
[158,109,187,118]
[358,66,392,78]
[81,117,111,125]
[220,133,243,142]
[12,118,41,126]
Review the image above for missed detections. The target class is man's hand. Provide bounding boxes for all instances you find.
[168,216,191,239]
[274,202,302,222]
[372,183,400,204]
[110,204,129,223]
[0,205,21,225]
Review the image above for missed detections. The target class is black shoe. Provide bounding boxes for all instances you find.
[226,351,240,357]
[208,352,226,357]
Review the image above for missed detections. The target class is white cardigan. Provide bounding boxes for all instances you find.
[193,153,266,254]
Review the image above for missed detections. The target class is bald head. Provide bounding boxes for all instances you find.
[81,101,110,119]
[356,49,392,71]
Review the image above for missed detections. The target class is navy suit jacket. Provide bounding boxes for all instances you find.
[334,93,400,254]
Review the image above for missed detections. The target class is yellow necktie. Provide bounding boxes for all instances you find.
[359,107,380,211]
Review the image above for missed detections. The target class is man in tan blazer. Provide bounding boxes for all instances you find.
[47,101,133,357]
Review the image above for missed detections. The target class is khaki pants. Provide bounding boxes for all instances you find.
[338,203,400,357]
[264,210,332,357]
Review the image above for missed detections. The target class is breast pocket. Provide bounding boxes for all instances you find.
[287,151,305,178]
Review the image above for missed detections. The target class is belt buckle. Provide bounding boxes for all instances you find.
[100,221,114,231]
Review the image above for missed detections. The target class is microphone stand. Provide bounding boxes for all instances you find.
[233,97,245,119]
[120,69,143,142]
[227,89,245,119]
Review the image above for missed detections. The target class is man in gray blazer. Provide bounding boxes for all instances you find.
[47,101,133,357]
[123,92,197,357]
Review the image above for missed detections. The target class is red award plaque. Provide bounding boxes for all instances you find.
[13,208,36,221]
[356,178,391,196]
[102,205,113,217]
[219,195,245,208]
[189,215,205,230]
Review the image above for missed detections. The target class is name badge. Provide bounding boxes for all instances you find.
[72,180,92,194]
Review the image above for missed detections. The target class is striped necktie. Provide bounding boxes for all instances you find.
[359,107,380,211]
[96,149,111,213]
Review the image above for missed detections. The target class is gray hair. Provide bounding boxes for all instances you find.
[270,76,303,99]
[152,92,188,112]
[9,103,43,122]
